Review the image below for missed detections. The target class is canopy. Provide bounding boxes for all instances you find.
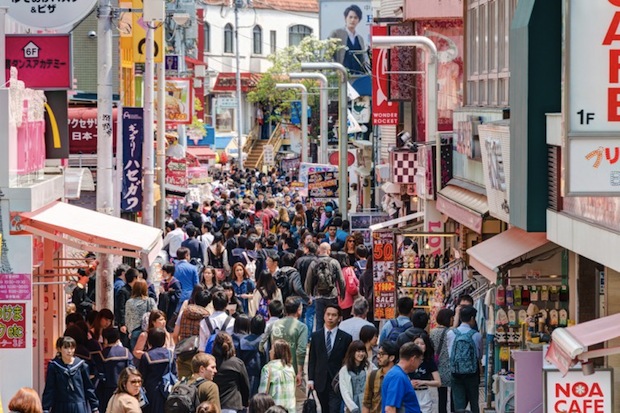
[369,211,424,232]
[13,201,163,267]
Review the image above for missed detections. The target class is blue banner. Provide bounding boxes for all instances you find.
[121,107,144,212]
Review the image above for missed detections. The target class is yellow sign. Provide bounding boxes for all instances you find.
[131,4,163,63]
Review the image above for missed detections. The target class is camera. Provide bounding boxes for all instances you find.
[88,31,97,39]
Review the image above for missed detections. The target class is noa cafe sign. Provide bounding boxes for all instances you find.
[544,370,613,413]
[0,0,98,29]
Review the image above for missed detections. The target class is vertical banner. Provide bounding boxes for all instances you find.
[372,25,398,125]
[121,107,144,212]
[372,231,395,320]
[0,303,26,348]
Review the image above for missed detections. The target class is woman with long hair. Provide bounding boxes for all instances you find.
[338,340,374,413]
[132,310,174,360]
[335,252,359,320]
[105,367,143,413]
[91,308,115,346]
[409,334,441,413]
[248,393,275,413]
[138,328,177,413]
[202,266,219,292]
[258,339,296,413]
[207,233,226,274]
[359,324,379,367]
[41,336,99,413]
[212,332,250,413]
[231,262,255,314]
[248,270,282,319]
[343,236,358,267]
[8,387,42,413]
[221,281,243,317]
[429,309,454,413]
[125,279,157,351]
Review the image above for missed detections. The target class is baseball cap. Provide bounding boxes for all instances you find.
[325,205,333,213]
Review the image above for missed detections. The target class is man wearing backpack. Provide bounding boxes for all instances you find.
[446,305,482,413]
[198,291,235,352]
[165,353,220,413]
[396,310,430,349]
[378,297,414,345]
[304,242,345,331]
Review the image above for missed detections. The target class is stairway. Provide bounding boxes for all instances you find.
[244,139,268,170]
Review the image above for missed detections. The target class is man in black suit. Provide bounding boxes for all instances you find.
[308,304,353,413]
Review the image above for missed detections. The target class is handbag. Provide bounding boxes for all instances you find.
[302,390,317,413]
[175,335,200,361]
[434,327,448,365]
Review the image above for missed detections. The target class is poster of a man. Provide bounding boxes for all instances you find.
[320,1,371,75]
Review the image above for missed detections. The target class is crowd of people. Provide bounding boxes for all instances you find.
[26,165,482,413]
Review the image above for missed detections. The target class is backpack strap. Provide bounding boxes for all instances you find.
[368,369,379,401]
[205,316,215,334]
[390,319,398,328]
[437,327,448,356]
[222,316,233,332]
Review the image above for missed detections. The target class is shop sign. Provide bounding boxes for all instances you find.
[188,166,209,185]
[298,163,338,186]
[121,108,144,212]
[567,1,620,194]
[372,230,395,320]
[5,35,72,90]
[264,145,275,166]
[0,303,26,349]
[165,157,188,190]
[280,156,301,172]
[155,78,193,125]
[456,118,479,159]
[131,0,164,64]
[479,123,510,222]
[0,274,32,301]
[0,0,96,29]
[544,369,612,413]
[371,26,399,125]
[374,282,396,320]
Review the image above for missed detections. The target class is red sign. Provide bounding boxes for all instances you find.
[0,274,32,301]
[372,26,399,125]
[166,157,189,190]
[68,107,118,155]
[374,282,396,320]
[211,72,261,93]
[0,303,26,349]
[5,34,72,90]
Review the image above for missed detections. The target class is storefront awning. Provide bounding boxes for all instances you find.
[12,201,163,267]
[466,227,549,283]
[436,184,489,233]
[211,72,261,93]
[546,313,620,375]
[369,211,424,232]
[186,146,217,160]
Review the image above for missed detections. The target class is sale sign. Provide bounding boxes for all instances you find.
[374,282,396,320]
[372,25,399,125]
[372,230,395,320]
[0,303,26,349]
[544,370,612,413]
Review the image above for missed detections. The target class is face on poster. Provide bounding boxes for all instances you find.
[320,1,372,72]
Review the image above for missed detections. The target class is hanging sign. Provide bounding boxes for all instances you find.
[372,230,395,320]
[544,369,612,413]
[372,25,398,125]
[121,107,144,212]
[0,303,26,349]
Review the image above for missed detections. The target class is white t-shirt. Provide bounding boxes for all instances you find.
[198,310,236,350]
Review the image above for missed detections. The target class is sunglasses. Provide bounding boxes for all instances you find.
[129,379,143,385]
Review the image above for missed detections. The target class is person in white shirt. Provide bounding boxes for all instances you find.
[339,297,374,341]
[163,219,186,259]
[199,290,236,351]
[198,222,215,263]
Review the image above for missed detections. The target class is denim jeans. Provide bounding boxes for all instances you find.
[451,373,480,413]
[301,302,315,335]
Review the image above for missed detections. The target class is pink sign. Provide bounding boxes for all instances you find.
[5,34,72,90]
[0,274,32,301]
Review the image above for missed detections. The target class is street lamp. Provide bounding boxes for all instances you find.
[301,62,349,219]
[370,36,440,195]
[275,83,308,163]
[288,73,328,164]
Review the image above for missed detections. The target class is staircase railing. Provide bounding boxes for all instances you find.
[255,123,282,170]
[242,124,260,155]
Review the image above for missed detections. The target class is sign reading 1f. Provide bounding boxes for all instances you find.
[576,110,595,125]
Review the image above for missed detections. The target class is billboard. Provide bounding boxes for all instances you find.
[320,0,372,74]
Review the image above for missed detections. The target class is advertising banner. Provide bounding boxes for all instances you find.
[166,157,189,191]
[307,170,338,199]
[121,108,144,212]
[372,230,395,320]
[0,303,26,349]
[155,78,193,125]
[372,25,398,125]
[5,35,72,90]
[479,123,511,222]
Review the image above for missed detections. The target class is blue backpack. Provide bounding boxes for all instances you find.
[385,319,412,344]
[204,315,233,353]
[450,329,478,375]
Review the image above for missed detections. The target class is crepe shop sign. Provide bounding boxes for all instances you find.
[544,370,612,413]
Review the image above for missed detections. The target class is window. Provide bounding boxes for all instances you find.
[204,23,210,53]
[253,25,262,54]
[224,23,234,54]
[466,0,518,107]
[289,25,312,46]
[270,30,277,54]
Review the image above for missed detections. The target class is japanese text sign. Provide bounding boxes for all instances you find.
[544,369,612,413]
[166,157,188,190]
[374,282,396,320]
[121,108,144,212]
[0,303,26,349]
[0,274,32,301]
[5,35,72,90]
[372,231,395,320]
[0,0,97,29]
[372,26,399,125]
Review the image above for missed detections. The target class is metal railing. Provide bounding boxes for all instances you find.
[255,123,282,170]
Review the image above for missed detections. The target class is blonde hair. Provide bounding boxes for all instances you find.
[8,387,42,413]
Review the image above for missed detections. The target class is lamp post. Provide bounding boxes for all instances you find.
[370,36,440,195]
[275,83,308,163]
[289,73,328,164]
[300,62,349,219]
[234,1,243,170]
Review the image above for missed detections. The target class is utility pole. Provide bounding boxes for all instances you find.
[234,0,243,170]
[96,0,114,309]
[142,25,155,227]
[156,61,166,231]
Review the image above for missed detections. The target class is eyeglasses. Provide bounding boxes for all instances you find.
[347,240,355,243]
[129,379,143,385]
[377,351,387,357]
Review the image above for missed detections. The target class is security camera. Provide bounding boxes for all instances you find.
[88,31,97,39]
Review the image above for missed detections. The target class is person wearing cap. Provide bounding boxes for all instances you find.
[319,205,335,232]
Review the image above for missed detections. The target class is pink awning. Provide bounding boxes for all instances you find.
[546,313,620,375]
[12,201,163,267]
[466,227,549,283]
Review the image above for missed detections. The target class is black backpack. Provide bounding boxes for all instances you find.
[164,378,202,413]
[385,319,413,344]
[274,268,294,302]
